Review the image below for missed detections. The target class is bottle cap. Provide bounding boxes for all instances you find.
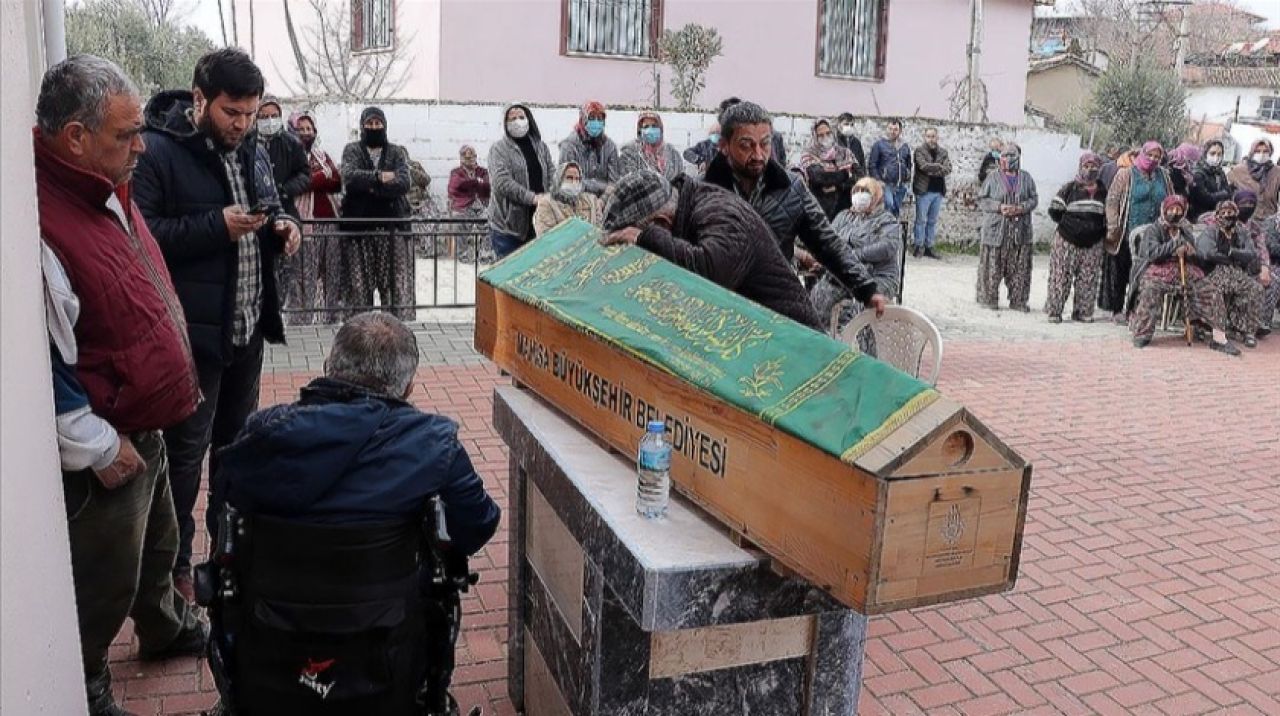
[647,420,665,433]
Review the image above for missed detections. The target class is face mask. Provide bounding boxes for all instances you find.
[708,133,720,144]
[818,135,835,149]
[560,181,582,198]
[361,127,387,147]
[257,117,283,136]
[850,192,873,212]
[585,119,605,138]
[1002,156,1020,171]
[840,124,856,137]
[1253,151,1271,164]
[1218,213,1238,229]
[1083,167,1100,181]
[641,126,662,145]
[991,150,1001,158]
[1207,154,1222,167]
[1239,205,1255,222]
[507,119,529,139]
[1164,211,1185,224]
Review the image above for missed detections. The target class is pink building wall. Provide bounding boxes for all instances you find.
[438,0,1033,124]
[243,0,1031,125]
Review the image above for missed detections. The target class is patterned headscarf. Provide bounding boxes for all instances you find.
[800,118,854,172]
[1167,143,1201,188]
[1077,151,1102,185]
[1159,194,1188,225]
[636,112,668,172]
[575,100,607,145]
[1133,141,1164,175]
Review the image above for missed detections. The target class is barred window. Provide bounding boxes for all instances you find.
[1260,97,1280,121]
[817,0,889,80]
[562,0,662,59]
[352,0,394,53]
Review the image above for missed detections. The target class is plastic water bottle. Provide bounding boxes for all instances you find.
[636,421,671,518]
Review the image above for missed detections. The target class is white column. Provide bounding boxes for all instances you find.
[0,0,88,713]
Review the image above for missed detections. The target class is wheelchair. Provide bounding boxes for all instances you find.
[196,498,480,716]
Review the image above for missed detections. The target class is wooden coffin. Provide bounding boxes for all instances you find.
[475,219,1030,614]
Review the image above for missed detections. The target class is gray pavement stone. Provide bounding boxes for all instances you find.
[265,321,486,373]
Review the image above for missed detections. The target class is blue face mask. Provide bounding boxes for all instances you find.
[991,150,1001,158]
[585,119,605,138]
[709,133,720,144]
[642,126,662,145]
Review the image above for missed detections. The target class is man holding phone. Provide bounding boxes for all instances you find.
[133,48,301,602]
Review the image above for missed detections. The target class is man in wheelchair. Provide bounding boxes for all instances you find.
[197,312,501,715]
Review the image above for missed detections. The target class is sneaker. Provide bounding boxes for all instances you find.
[1133,336,1151,348]
[1243,335,1258,348]
[1072,314,1095,324]
[1258,327,1272,338]
[1047,315,1062,324]
[1209,340,1241,356]
[923,248,942,260]
[138,620,209,662]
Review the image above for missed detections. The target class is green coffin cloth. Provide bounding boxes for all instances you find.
[480,218,939,464]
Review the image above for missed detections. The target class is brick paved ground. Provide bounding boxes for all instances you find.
[108,321,1280,715]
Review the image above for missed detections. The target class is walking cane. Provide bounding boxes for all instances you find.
[1178,252,1193,346]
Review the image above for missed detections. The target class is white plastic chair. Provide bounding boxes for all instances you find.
[832,304,944,385]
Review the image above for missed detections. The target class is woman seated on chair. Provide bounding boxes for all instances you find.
[810,177,902,335]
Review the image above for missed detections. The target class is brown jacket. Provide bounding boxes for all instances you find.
[1105,166,1174,255]
[1226,163,1280,221]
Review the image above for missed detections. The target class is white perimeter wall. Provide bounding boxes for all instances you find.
[0,0,89,712]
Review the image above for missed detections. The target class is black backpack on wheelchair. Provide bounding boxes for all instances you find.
[196,499,478,716]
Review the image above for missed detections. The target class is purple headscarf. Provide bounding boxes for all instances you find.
[1168,143,1201,188]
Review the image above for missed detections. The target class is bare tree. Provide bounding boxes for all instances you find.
[136,0,187,28]
[278,0,412,101]
[1064,0,1262,68]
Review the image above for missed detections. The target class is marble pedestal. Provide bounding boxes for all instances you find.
[494,386,868,716]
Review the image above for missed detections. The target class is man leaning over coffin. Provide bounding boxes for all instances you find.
[600,170,886,332]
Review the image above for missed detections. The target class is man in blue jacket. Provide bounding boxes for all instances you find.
[867,119,913,217]
[209,311,501,550]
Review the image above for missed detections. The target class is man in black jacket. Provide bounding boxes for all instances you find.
[133,48,301,600]
[600,171,824,331]
[253,96,309,219]
[703,101,886,318]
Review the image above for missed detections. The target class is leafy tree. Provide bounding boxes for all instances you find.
[65,0,214,96]
[1086,59,1188,148]
[658,24,723,111]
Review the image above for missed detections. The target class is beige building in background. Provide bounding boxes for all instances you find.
[1025,53,1101,127]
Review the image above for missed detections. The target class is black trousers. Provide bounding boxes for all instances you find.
[163,332,264,575]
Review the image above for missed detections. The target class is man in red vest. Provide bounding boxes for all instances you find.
[36,55,207,716]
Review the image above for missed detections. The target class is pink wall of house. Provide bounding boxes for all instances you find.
[439,0,1033,124]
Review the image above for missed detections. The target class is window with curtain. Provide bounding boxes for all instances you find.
[817,0,889,80]
[352,0,394,53]
[562,0,662,59]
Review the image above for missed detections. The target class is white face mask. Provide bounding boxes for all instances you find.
[560,181,582,198]
[839,124,856,137]
[1253,151,1271,164]
[257,117,283,136]
[850,192,873,212]
[1207,154,1222,167]
[818,135,835,149]
[507,119,530,139]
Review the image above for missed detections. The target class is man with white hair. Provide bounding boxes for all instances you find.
[36,54,206,716]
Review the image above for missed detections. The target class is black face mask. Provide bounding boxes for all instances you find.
[1164,211,1185,225]
[361,128,387,148]
[1218,214,1238,230]
[1239,206,1255,222]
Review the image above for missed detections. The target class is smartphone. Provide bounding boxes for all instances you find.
[247,202,270,215]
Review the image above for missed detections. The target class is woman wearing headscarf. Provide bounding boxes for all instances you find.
[1126,195,1238,355]
[1200,190,1271,342]
[976,143,1038,311]
[340,106,414,320]
[284,110,342,324]
[558,100,619,197]
[1166,143,1200,201]
[1101,141,1172,321]
[1227,139,1280,221]
[447,145,491,219]
[1045,152,1108,323]
[488,103,554,259]
[618,112,684,182]
[532,161,602,237]
[811,177,901,335]
[1189,139,1232,222]
[798,118,858,220]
